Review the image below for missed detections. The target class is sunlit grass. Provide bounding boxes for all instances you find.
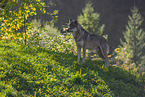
[0,41,144,97]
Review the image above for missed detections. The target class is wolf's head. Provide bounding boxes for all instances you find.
[67,19,78,32]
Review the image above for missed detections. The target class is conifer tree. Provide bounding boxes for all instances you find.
[121,7,145,74]
[77,3,105,36]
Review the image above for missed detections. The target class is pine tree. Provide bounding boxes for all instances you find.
[77,3,105,36]
[121,7,145,74]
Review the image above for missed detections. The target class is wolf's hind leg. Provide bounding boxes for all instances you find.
[82,45,86,62]
[97,46,109,68]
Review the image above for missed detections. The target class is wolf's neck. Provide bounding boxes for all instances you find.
[79,25,87,33]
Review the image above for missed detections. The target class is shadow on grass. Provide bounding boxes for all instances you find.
[38,47,144,96]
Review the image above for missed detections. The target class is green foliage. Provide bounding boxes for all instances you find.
[26,19,77,54]
[113,7,145,75]
[0,0,44,33]
[122,7,145,61]
[42,23,60,36]
[77,3,106,37]
[113,47,137,72]
[0,40,144,97]
[0,0,58,44]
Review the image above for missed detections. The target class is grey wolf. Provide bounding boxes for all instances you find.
[67,19,110,68]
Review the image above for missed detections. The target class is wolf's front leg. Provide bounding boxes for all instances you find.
[82,46,86,62]
[77,46,81,62]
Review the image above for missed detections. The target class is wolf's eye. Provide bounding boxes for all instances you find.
[70,24,75,28]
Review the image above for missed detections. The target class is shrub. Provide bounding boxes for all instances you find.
[27,19,77,54]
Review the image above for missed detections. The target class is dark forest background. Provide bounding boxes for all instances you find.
[40,0,145,51]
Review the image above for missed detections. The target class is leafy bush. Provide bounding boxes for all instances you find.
[0,0,58,45]
[26,19,77,54]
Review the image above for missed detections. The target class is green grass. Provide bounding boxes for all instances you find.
[0,41,144,97]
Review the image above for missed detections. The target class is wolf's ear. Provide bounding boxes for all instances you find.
[69,19,72,22]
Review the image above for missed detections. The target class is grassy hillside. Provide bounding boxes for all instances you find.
[0,41,144,97]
